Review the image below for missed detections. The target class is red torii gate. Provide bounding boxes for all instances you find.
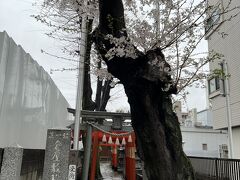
[67,109,137,180]
[90,130,136,180]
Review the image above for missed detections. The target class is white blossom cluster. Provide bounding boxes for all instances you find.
[104,35,138,60]
[92,68,112,81]
[148,58,171,75]
[42,0,98,18]
[92,68,118,87]
[146,56,175,92]
[122,0,215,93]
[35,0,236,96]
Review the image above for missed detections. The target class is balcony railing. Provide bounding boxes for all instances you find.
[189,156,240,180]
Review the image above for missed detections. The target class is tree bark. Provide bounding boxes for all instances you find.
[93,0,195,179]
[82,19,96,111]
[95,61,112,112]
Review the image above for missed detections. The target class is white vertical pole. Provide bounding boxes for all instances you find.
[223,60,234,158]
[73,0,88,150]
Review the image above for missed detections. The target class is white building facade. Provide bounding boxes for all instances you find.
[180,108,228,158]
[206,0,240,158]
[181,127,228,158]
[0,31,72,149]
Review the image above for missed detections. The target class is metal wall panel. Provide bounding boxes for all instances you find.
[0,31,71,149]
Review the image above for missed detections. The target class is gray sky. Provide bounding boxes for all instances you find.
[0,0,208,112]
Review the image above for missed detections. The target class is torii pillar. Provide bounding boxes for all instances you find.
[125,133,136,180]
[111,144,118,171]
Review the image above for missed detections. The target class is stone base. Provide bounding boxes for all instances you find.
[0,147,23,180]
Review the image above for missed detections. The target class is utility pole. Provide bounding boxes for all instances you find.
[222,60,234,158]
[73,0,88,150]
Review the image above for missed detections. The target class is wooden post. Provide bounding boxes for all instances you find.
[90,131,99,180]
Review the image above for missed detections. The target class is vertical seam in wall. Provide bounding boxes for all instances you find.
[0,32,10,117]
[0,148,4,173]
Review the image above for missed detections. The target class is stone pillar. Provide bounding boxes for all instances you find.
[43,129,71,180]
[0,147,23,180]
[68,150,79,180]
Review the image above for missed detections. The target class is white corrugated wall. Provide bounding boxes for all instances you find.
[0,31,72,149]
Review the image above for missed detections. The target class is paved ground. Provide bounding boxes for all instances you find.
[100,162,124,180]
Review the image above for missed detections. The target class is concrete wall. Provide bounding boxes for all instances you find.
[181,127,228,157]
[0,31,72,149]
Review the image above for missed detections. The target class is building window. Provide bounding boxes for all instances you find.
[205,5,221,33]
[202,143,208,151]
[208,77,220,94]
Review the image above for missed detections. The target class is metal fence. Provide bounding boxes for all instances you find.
[189,156,240,180]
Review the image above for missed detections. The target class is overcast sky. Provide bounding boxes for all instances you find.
[0,0,208,112]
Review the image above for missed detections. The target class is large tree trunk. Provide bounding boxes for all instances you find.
[123,78,194,179]
[93,0,195,179]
